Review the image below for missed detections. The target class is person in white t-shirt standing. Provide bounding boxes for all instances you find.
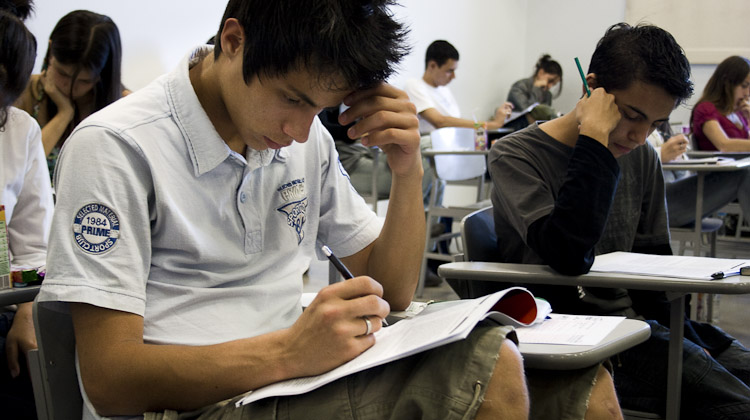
[404,40,513,136]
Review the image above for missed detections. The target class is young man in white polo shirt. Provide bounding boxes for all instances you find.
[404,40,514,136]
[37,1,530,419]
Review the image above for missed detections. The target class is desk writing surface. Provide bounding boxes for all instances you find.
[0,285,40,306]
[687,151,750,159]
[519,318,650,370]
[663,156,750,171]
[438,262,750,295]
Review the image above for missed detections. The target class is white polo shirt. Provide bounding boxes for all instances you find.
[403,77,461,135]
[38,47,382,348]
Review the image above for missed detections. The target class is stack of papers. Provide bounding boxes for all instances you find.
[665,156,734,165]
[591,252,749,280]
[516,314,625,346]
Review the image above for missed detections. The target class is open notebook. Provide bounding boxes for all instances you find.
[237,287,537,406]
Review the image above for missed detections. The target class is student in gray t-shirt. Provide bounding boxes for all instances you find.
[478,23,750,419]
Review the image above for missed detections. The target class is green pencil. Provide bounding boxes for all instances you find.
[575,57,591,97]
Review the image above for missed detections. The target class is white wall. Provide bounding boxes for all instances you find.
[392,0,629,121]
[524,0,626,114]
[22,0,705,127]
[390,0,528,122]
[24,1,225,90]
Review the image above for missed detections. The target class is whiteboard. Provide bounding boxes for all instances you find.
[626,0,750,64]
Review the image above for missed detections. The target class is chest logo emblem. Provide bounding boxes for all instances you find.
[278,198,307,244]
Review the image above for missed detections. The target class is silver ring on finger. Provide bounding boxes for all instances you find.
[362,316,373,336]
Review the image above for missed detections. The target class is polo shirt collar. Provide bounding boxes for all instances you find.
[167,47,289,176]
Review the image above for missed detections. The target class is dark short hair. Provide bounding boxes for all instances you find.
[0,0,33,20]
[589,23,693,105]
[0,9,35,128]
[214,0,410,91]
[695,55,750,115]
[44,10,124,111]
[425,40,459,69]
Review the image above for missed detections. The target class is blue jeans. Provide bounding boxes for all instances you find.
[665,169,750,228]
[614,320,750,419]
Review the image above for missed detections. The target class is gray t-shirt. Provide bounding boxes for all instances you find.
[489,124,670,316]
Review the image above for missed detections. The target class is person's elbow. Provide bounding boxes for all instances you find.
[549,257,593,276]
[80,367,141,416]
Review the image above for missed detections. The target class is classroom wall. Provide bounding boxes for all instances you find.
[389,0,528,122]
[21,1,722,132]
[23,1,225,91]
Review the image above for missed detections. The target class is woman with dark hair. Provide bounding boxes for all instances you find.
[15,9,129,174]
[0,0,34,127]
[0,2,55,418]
[691,55,750,151]
[505,54,563,128]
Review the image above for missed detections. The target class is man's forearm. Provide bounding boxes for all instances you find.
[367,166,425,310]
[527,136,620,275]
[72,304,293,416]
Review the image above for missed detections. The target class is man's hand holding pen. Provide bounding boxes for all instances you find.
[284,276,390,378]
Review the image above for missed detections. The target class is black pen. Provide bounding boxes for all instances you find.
[321,245,388,326]
[322,245,353,279]
[711,266,750,280]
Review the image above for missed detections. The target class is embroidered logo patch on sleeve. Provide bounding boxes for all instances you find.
[73,203,120,254]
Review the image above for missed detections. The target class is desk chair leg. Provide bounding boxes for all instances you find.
[666,295,685,420]
[418,178,442,298]
[709,230,717,258]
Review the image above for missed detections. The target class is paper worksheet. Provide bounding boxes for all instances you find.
[664,157,734,165]
[590,251,750,280]
[515,314,625,346]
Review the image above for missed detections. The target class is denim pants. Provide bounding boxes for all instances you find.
[665,169,750,228]
[614,320,750,419]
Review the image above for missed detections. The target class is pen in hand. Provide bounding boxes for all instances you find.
[575,57,591,97]
[321,245,388,326]
[322,245,353,279]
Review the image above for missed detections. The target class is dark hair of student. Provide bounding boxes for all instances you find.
[425,40,459,69]
[534,54,563,98]
[0,10,36,128]
[0,0,33,20]
[214,0,410,91]
[42,10,123,115]
[589,22,693,105]
[693,55,750,116]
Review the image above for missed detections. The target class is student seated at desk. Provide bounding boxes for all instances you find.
[36,1,532,419]
[691,55,750,152]
[404,40,514,136]
[505,54,563,130]
[0,3,55,418]
[487,23,750,419]
[646,121,750,227]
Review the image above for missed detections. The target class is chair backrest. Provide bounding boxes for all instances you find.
[461,206,499,262]
[29,300,83,420]
[447,206,509,299]
[429,127,487,181]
